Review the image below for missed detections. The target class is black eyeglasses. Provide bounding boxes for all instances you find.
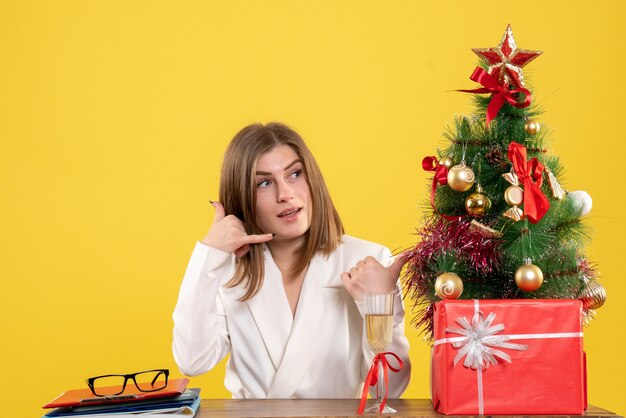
[86,369,169,396]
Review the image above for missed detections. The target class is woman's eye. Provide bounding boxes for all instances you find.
[290,169,302,179]
[257,179,271,188]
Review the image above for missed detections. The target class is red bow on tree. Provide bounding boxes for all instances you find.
[458,67,532,127]
[508,142,550,223]
[422,156,448,196]
[422,156,464,221]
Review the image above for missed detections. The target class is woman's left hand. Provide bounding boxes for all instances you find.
[340,253,408,302]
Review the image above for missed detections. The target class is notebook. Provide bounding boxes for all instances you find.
[43,378,189,409]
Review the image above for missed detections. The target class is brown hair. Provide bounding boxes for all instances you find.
[219,122,344,300]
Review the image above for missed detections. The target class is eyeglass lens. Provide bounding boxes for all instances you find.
[134,370,168,392]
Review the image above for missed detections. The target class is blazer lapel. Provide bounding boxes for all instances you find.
[246,247,293,372]
[267,252,340,398]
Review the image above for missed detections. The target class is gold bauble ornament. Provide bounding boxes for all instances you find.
[524,119,541,135]
[579,281,606,310]
[434,272,464,299]
[465,184,492,218]
[447,163,476,192]
[439,155,454,170]
[515,260,544,292]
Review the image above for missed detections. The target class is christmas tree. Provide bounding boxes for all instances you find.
[404,25,606,341]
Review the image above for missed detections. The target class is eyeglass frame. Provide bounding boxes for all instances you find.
[86,369,170,397]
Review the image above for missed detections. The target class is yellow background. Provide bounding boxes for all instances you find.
[1,1,624,417]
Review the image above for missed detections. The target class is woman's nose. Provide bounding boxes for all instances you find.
[276,180,294,202]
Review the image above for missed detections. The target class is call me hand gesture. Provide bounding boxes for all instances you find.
[201,201,274,257]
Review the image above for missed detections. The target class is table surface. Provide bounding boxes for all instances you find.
[196,399,622,418]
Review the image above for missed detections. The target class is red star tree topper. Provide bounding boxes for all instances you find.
[472,24,542,88]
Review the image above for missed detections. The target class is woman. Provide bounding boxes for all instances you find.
[172,122,411,399]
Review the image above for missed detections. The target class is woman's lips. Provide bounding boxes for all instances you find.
[277,207,302,218]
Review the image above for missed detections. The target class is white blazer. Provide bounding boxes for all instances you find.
[172,235,411,399]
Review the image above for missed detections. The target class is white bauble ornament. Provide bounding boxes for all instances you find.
[569,190,592,216]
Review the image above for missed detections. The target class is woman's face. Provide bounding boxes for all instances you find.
[254,144,312,242]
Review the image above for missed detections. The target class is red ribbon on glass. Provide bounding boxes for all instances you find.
[422,156,464,222]
[357,352,403,414]
[458,67,532,127]
[508,142,550,223]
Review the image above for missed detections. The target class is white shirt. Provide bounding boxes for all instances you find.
[172,235,411,398]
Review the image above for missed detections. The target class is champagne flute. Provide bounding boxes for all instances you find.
[364,292,395,414]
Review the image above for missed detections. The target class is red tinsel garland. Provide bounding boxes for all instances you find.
[403,216,600,340]
[402,217,503,339]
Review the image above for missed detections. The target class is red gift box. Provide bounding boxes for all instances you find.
[431,299,586,415]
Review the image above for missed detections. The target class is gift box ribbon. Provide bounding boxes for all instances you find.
[433,300,583,415]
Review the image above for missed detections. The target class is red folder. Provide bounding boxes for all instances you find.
[43,378,189,408]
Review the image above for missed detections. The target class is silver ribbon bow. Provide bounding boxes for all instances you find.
[446,311,528,369]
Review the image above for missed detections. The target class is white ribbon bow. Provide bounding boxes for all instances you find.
[446,311,528,369]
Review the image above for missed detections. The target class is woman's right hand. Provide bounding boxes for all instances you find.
[201,201,274,257]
